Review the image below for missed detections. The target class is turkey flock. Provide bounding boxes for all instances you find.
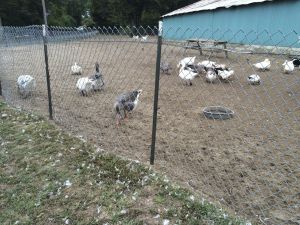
[132,35,149,42]
[15,52,299,125]
[166,57,299,86]
[16,61,142,126]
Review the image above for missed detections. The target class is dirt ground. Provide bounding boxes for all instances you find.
[0,36,299,224]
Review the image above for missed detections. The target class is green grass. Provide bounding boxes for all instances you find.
[0,101,250,225]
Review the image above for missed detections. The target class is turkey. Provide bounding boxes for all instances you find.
[205,68,217,83]
[216,69,235,81]
[198,60,216,69]
[282,60,294,74]
[160,61,172,75]
[89,62,105,91]
[247,74,261,85]
[17,75,36,98]
[178,64,198,86]
[114,90,142,125]
[292,58,300,67]
[141,35,149,42]
[71,62,82,75]
[177,56,196,68]
[76,77,93,96]
[253,58,271,71]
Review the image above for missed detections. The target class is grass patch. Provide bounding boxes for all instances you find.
[0,101,250,225]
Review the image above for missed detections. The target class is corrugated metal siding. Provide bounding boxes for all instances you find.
[162,0,300,48]
[163,0,273,17]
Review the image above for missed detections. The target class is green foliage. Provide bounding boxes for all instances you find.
[90,0,112,27]
[0,0,84,26]
[0,0,199,26]
[48,2,77,26]
[82,17,95,27]
[0,0,43,26]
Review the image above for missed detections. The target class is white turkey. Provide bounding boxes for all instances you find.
[177,56,196,68]
[253,58,271,71]
[71,62,82,75]
[214,64,228,70]
[76,77,93,96]
[185,64,206,74]
[198,60,216,69]
[247,74,261,85]
[141,35,149,42]
[17,75,36,98]
[205,68,217,83]
[282,60,294,74]
[178,64,198,86]
[217,69,235,81]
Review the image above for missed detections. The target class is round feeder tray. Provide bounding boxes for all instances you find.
[203,106,234,120]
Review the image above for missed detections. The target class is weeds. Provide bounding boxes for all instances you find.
[0,101,249,225]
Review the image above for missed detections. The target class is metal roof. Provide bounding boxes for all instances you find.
[162,0,273,17]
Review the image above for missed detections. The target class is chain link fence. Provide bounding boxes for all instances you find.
[0,25,299,225]
[158,27,299,225]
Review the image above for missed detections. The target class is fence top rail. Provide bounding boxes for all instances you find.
[186,38,227,44]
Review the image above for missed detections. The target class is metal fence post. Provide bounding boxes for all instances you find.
[150,21,163,165]
[42,0,53,120]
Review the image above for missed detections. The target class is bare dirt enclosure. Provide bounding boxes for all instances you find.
[0,33,299,225]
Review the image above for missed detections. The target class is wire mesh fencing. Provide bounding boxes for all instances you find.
[46,26,158,162]
[0,26,49,116]
[156,27,300,225]
[0,25,159,161]
[0,25,299,225]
